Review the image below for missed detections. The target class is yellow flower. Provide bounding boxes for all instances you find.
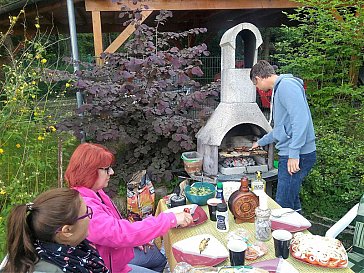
[0,148,4,154]
[35,23,40,29]
[49,126,56,132]
[65,83,71,88]
[12,97,17,101]
[32,81,36,85]
[41,59,47,64]
[37,136,43,141]
[31,94,36,99]
[0,189,6,195]
[16,144,21,148]
[34,112,38,116]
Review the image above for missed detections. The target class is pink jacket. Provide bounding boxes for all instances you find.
[74,186,177,273]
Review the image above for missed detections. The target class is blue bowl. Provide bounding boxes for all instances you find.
[185,182,216,206]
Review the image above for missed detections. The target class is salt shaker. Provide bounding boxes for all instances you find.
[216,203,229,232]
[254,194,271,241]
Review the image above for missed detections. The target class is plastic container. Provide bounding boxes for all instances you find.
[216,203,229,232]
[274,160,279,169]
[181,151,203,174]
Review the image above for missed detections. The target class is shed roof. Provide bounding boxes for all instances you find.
[0,0,299,34]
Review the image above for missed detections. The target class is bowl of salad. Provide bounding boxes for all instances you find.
[185,182,216,206]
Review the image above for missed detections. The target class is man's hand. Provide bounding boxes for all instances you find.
[287,158,300,175]
[251,142,260,150]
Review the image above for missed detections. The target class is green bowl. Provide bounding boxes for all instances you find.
[185,182,216,206]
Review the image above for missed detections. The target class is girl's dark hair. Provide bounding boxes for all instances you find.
[3,188,81,273]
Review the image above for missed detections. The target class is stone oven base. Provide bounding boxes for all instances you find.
[188,168,278,198]
[219,164,268,175]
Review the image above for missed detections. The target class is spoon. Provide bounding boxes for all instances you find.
[271,209,301,218]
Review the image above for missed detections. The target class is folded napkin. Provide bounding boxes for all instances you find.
[270,208,311,228]
[250,257,299,273]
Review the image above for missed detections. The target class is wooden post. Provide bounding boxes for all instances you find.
[92,11,103,64]
[105,10,153,53]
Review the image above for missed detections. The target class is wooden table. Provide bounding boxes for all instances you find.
[155,198,354,273]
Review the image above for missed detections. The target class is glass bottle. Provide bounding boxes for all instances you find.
[255,194,271,241]
[215,182,225,202]
[251,171,266,194]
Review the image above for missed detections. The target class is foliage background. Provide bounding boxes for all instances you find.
[274,0,364,218]
[57,9,219,184]
[0,13,77,256]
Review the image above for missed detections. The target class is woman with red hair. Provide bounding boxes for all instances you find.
[65,143,192,273]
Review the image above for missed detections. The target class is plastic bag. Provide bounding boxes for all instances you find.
[127,170,155,222]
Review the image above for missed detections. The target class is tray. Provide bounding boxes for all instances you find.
[290,232,348,268]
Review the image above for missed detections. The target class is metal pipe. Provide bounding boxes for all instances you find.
[66,0,85,141]
[66,0,82,108]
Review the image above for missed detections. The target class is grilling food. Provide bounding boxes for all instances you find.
[199,238,210,254]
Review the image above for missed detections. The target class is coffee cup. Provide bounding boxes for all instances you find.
[207,198,222,221]
[227,239,247,266]
[272,229,292,259]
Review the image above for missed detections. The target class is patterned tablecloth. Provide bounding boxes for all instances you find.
[155,197,354,273]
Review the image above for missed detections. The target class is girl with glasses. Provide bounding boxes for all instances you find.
[1,188,109,273]
[65,143,193,273]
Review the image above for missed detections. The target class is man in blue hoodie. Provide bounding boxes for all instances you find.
[250,60,316,211]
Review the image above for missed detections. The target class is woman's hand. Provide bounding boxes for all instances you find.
[174,212,193,227]
[137,242,154,253]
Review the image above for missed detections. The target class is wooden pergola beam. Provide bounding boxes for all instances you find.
[105,10,152,53]
[92,11,103,63]
[85,0,300,12]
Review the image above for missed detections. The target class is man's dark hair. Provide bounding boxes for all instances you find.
[250,60,276,80]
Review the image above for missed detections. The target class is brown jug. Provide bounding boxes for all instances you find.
[228,176,259,223]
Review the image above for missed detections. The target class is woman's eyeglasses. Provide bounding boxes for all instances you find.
[75,205,93,221]
[99,166,113,175]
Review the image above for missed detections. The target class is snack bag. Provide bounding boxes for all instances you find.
[127,170,155,222]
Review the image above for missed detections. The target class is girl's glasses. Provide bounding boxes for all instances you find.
[99,166,113,175]
[75,205,93,221]
[55,206,93,233]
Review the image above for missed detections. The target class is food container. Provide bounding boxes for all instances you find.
[185,182,216,206]
[181,151,203,174]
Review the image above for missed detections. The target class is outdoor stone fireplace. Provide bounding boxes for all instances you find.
[196,23,274,177]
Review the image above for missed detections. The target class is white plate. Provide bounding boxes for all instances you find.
[270,208,311,232]
[172,234,229,266]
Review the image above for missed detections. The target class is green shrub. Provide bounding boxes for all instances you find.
[301,86,364,218]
